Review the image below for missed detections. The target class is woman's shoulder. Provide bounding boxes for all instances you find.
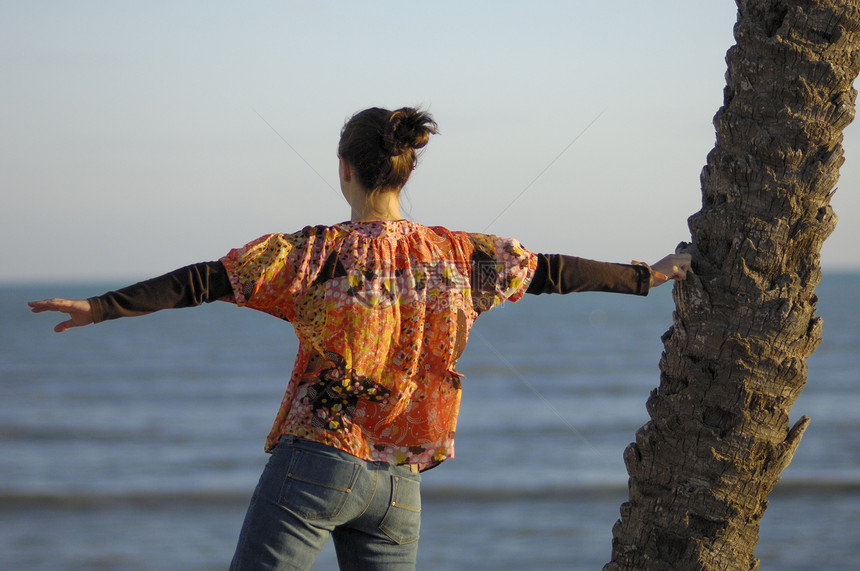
[264,223,350,244]
[423,224,482,241]
[423,225,522,247]
[296,222,343,236]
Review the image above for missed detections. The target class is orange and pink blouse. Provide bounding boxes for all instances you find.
[219,220,537,471]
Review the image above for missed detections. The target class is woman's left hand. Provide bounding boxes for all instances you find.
[28,298,94,333]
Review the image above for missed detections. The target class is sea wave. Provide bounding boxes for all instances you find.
[3,479,859,510]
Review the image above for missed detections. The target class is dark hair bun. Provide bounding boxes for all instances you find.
[384,107,437,156]
[338,106,438,191]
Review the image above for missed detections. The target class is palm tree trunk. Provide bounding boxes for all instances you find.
[605,2,860,570]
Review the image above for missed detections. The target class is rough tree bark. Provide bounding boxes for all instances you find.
[605,2,860,570]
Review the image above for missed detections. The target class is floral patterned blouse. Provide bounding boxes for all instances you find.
[219,220,537,471]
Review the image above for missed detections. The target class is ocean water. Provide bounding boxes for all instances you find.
[1,273,858,570]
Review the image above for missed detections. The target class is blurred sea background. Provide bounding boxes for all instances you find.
[2,272,858,570]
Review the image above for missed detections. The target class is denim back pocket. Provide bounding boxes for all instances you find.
[278,448,361,520]
[379,475,422,544]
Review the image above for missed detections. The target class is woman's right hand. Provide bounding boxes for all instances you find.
[28,298,94,333]
[632,254,693,288]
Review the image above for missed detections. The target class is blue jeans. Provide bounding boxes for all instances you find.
[230,435,422,571]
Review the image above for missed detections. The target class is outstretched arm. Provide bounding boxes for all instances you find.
[526,253,692,296]
[28,261,233,333]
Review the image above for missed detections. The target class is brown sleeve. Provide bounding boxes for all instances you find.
[526,254,650,296]
[88,261,234,323]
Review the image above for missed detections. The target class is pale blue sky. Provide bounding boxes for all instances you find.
[3,1,858,283]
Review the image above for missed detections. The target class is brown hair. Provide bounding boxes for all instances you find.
[338,107,438,193]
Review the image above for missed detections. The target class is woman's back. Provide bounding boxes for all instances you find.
[221,219,537,469]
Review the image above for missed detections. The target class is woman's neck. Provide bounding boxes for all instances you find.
[350,190,402,222]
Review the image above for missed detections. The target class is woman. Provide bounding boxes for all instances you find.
[30,106,691,570]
